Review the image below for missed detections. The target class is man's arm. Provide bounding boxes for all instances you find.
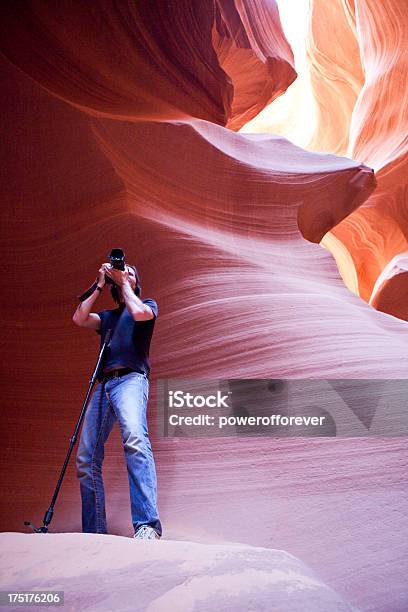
[121,281,155,321]
[72,294,101,330]
[72,264,107,329]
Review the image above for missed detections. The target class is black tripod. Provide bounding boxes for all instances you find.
[24,329,112,533]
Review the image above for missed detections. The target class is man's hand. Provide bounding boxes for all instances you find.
[105,264,130,287]
[97,263,110,287]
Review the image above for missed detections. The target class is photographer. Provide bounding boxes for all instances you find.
[72,261,162,540]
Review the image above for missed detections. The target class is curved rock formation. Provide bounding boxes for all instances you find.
[240,1,408,321]
[1,2,407,612]
[91,117,376,245]
[0,0,296,128]
[214,0,297,130]
[369,251,408,320]
[307,0,408,314]
[0,0,231,122]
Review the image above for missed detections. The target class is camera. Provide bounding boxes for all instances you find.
[105,248,126,285]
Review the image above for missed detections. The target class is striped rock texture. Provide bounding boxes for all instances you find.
[0,2,407,611]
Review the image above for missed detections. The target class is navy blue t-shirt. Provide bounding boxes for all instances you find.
[96,298,158,380]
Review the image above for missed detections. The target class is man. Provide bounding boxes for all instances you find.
[72,261,162,540]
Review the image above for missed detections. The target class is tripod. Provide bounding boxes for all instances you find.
[24,329,112,533]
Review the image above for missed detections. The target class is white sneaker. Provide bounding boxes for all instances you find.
[133,525,161,540]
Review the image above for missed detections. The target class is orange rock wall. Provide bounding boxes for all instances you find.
[308,0,408,313]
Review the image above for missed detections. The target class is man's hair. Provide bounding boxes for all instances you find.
[111,263,141,304]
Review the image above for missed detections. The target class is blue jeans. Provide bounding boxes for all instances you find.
[75,371,162,536]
